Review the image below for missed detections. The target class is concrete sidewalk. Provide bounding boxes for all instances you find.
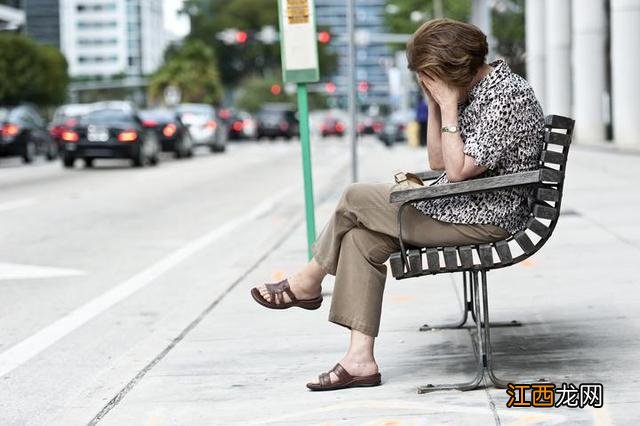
[95,141,639,425]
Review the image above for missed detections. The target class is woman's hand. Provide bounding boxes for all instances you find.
[420,74,460,111]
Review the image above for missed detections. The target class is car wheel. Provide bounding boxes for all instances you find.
[174,149,183,159]
[131,147,145,167]
[45,141,58,161]
[22,140,36,164]
[84,158,94,168]
[62,154,75,168]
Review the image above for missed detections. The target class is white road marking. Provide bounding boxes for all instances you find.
[0,185,296,378]
[0,198,36,213]
[0,263,85,281]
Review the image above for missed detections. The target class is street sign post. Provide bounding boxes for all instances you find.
[277,0,319,259]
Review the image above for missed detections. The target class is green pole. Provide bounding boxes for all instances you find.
[296,83,317,259]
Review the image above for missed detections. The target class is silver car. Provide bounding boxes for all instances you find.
[175,104,227,153]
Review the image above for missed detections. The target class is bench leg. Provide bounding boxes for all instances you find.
[419,270,522,332]
[417,270,529,393]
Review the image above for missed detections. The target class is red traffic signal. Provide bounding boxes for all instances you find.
[318,31,331,44]
[357,81,369,93]
[270,84,282,95]
[235,31,248,43]
[325,82,336,94]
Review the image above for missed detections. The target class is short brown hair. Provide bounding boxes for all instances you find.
[406,18,488,88]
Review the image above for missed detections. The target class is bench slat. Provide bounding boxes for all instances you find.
[458,245,474,269]
[541,150,566,165]
[540,168,562,183]
[425,248,440,272]
[443,247,458,270]
[479,244,494,267]
[545,115,575,130]
[408,249,422,272]
[514,231,535,253]
[495,240,513,263]
[544,131,571,146]
[533,203,558,220]
[536,187,560,202]
[526,217,551,238]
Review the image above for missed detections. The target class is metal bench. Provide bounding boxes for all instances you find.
[388,114,574,393]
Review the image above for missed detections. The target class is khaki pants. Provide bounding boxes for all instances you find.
[311,182,510,337]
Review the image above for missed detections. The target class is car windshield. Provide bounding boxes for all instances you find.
[0,108,20,122]
[258,110,284,119]
[140,110,174,122]
[177,105,213,118]
[53,105,92,123]
[83,109,134,124]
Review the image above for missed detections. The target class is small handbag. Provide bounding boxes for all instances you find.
[392,171,424,191]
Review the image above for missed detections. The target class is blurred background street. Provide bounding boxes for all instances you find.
[1,0,640,424]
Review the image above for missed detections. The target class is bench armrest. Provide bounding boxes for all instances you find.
[413,170,444,181]
[389,168,560,204]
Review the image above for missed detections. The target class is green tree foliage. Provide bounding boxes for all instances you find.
[384,0,526,77]
[492,0,525,76]
[148,40,223,105]
[0,34,69,105]
[235,75,328,113]
[183,0,337,86]
[385,0,471,33]
[235,75,294,113]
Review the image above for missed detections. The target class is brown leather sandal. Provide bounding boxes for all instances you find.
[250,279,323,310]
[306,363,382,391]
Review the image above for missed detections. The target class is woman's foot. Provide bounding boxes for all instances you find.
[307,354,379,388]
[254,259,325,306]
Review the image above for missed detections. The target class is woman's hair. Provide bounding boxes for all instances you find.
[406,18,488,88]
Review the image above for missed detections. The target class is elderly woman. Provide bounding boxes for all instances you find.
[251,18,544,391]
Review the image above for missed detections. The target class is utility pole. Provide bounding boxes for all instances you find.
[346,0,358,183]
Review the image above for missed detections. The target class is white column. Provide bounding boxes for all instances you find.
[526,0,546,108]
[471,0,494,59]
[544,0,572,116]
[611,0,640,147]
[572,0,606,142]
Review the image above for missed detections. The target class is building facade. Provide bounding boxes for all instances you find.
[20,0,166,78]
[526,0,640,147]
[315,0,394,107]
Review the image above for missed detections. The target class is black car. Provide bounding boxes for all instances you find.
[60,108,160,168]
[1,105,57,163]
[256,105,299,140]
[227,110,257,140]
[49,103,94,151]
[140,109,193,158]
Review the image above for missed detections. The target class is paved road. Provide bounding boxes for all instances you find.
[0,138,376,424]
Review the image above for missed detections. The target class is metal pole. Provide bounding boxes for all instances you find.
[346,0,358,182]
[296,83,317,259]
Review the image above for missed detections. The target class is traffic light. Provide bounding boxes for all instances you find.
[270,84,282,95]
[318,31,331,44]
[235,31,248,44]
[357,81,369,93]
[325,82,336,94]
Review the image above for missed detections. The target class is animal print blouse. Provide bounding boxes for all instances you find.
[414,59,545,235]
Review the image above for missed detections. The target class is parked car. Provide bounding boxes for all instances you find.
[175,103,227,153]
[256,104,299,140]
[378,109,412,146]
[59,107,160,168]
[0,105,56,163]
[49,103,94,150]
[227,110,257,140]
[140,109,193,158]
[320,116,346,137]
